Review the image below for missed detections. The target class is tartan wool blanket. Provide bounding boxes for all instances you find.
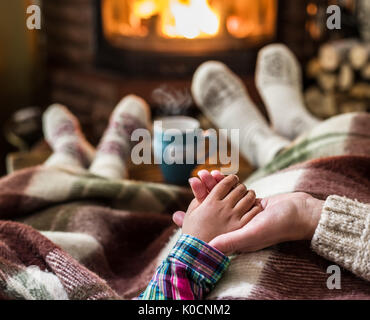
[0,112,370,300]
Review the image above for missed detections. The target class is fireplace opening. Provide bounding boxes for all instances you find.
[96,0,278,76]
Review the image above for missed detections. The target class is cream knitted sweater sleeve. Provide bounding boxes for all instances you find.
[311,195,370,281]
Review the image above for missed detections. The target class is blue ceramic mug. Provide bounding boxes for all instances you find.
[153,116,215,185]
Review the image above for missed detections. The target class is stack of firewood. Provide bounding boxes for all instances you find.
[304,38,370,118]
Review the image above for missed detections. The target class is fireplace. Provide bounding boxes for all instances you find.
[43,0,319,144]
[96,0,278,75]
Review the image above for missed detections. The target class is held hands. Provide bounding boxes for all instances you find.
[210,192,324,254]
[177,171,263,244]
[174,170,324,255]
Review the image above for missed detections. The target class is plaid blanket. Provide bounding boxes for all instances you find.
[0,168,192,299]
[0,112,370,300]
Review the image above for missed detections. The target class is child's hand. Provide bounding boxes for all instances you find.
[181,174,262,244]
[172,170,225,227]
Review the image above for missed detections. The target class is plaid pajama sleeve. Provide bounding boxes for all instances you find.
[138,234,230,300]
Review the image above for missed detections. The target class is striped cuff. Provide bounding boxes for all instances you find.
[168,234,230,285]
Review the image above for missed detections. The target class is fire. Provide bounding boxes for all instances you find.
[103,0,278,49]
[134,0,159,19]
[133,0,220,39]
[162,0,220,39]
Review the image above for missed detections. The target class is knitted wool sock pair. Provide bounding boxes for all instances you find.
[43,95,151,180]
[44,45,319,174]
[192,44,321,168]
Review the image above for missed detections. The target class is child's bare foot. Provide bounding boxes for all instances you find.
[182,174,262,244]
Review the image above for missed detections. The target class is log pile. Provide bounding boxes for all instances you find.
[304,38,370,118]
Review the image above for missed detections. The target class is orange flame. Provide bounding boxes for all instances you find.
[103,0,278,45]
[162,0,220,39]
[133,0,220,39]
[134,0,159,19]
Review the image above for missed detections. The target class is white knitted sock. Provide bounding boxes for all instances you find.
[192,61,290,168]
[89,95,151,180]
[256,44,321,140]
[43,104,95,168]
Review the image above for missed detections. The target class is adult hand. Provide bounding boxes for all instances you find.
[209,192,324,255]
